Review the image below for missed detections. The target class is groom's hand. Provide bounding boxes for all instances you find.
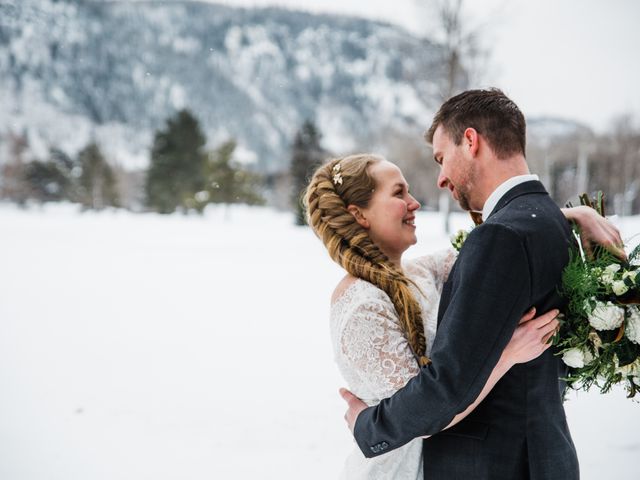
[339,388,367,434]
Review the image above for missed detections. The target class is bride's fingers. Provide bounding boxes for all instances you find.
[606,242,627,261]
[339,387,359,406]
[582,238,594,259]
[525,309,559,328]
[582,221,626,260]
[541,329,558,345]
[606,222,623,244]
[518,307,536,325]
[598,226,625,258]
[538,318,559,338]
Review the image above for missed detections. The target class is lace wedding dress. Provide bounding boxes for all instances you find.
[330,249,457,480]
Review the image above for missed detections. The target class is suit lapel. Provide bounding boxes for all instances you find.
[437,261,457,326]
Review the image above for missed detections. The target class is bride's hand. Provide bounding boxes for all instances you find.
[562,205,626,260]
[501,307,560,366]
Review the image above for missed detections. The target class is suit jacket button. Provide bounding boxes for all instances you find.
[380,441,389,450]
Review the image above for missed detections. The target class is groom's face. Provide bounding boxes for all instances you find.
[432,125,475,211]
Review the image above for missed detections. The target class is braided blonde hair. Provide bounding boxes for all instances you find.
[304,154,429,366]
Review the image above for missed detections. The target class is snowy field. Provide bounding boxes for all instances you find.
[0,203,639,480]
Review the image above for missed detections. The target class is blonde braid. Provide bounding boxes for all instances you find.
[304,155,429,365]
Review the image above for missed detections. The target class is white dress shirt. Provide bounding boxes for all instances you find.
[481,174,540,220]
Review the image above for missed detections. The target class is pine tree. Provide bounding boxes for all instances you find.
[145,109,207,214]
[78,142,119,209]
[207,140,235,205]
[22,160,72,203]
[205,140,264,207]
[290,120,324,225]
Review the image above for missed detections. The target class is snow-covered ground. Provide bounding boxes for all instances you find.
[0,203,638,480]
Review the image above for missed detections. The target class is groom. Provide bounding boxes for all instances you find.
[340,89,580,479]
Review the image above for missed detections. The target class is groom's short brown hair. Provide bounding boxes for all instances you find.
[425,88,526,160]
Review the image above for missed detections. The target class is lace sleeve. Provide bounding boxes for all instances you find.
[410,248,457,291]
[338,295,420,401]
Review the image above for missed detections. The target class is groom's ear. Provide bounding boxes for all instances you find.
[347,205,370,229]
[463,128,480,157]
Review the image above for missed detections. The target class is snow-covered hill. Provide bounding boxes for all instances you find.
[0,0,445,171]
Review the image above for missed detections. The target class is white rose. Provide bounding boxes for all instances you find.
[626,307,640,345]
[605,264,621,274]
[622,269,639,284]
[600,274,614,286]
[562,348,586,368]
[600,263,621,286]
[588,301,625,330]
[612,280,629,296]
[630,257,640,267]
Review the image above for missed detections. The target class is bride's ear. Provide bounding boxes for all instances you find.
[347,205,369,229]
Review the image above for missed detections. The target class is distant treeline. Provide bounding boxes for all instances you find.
[0,109,264,214]
[1,111,639,219]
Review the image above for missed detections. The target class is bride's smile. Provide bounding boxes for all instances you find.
[349,160,421,267]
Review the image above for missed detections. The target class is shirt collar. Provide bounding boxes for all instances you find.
[481,174,540,220]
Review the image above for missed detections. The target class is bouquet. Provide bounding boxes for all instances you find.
[558,192,640,398]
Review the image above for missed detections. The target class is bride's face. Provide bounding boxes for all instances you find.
[354,161,420,262]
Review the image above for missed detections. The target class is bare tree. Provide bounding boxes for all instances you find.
[604,115,640,216]
[0,130,29,204]
[414,0,492,232]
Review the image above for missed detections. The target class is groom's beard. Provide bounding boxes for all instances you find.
[455,186,472,211]
[452,163,476,211]
[451,172,474,211]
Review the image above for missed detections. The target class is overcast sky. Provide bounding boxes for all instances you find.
[213,0,640,132]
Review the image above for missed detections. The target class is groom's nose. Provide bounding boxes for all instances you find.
[437,171,449,190]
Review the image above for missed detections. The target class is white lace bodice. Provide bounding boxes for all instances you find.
[330,248,457,480]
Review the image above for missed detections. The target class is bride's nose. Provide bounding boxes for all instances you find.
[408,195,421,211]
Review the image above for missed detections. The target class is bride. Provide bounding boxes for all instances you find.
[303,153,621,479]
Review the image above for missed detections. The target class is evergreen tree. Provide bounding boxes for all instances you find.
[146,109,207,214]
[290,120,324,225]
[50,147,82,202]
[78,141,119,209]
[22,160,72,203]
[205,140,264,207]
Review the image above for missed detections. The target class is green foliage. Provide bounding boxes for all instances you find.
[629,243,640,264]
[204,140,264,207]
[561,248,617,317]
[78,142,119,209]
[146,109,207,214]
[290,119,324,225]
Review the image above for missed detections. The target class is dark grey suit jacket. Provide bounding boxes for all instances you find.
[353,181,579,480]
